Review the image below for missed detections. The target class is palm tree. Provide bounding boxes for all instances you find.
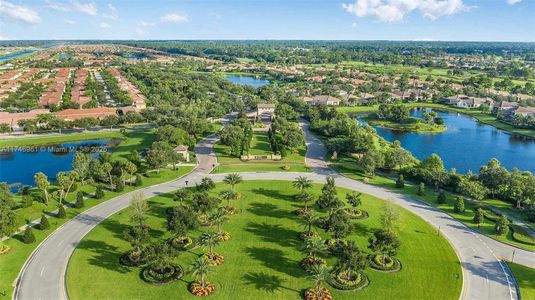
[335,241,367,281]
[293,176,312,193]
[189,257,213,289]
[304,236,327,257]
[223,173,242,192]
[299,211,318,236]
[197,231,221,254]
[219,189,238,207]
[296,191,314,211]
[209,208,229,234]
[307,264,333,298]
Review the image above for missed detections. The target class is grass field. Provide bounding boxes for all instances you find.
[330,162,535,251]
[507,262,535,300]
[0,166,194,298]
[0,131,126,147]
[214,132,308,173]
[66,180,462,300]
[366,118,447,133]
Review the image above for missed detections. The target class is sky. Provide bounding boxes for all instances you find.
[0,0,534,41]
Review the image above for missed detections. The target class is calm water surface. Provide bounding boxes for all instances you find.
[225,75,270,88]
[0,139,116,187]
[0,50,36,61]
[373,109,535,174]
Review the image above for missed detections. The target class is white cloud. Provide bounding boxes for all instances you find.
[103,3,118,20]
[46,0,97,16]
[506,0,522,4]
[160,13,189,23]
[0,1,41,24]
[0,34,11,40]
[99,22,110,28]
[65,19,75,24]
[138,20,156,27]
[342,0,470,23]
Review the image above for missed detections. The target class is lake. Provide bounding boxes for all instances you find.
[373,108,535,174]
[225,75,270,88]
[0,139,117,187]
[0,50,36,62]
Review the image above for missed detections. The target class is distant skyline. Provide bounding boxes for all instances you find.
[0,0,534,42]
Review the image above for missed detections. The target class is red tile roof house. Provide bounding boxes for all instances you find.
[54,107,117,121]
[0,109,50,131]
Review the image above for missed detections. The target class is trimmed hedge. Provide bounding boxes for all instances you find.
[141,264,183,285]
[330,271,370,291]
[369,254,402,272]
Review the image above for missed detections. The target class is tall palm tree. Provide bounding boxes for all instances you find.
[209,208,229,234]
[223,173,242,192]
[304,236,327,257]
[299,211,318,235]
[197,231,221,254]
[307,264,333,298]
[293,176,312,193]
[219,189,238,207]
[189,257,213,289]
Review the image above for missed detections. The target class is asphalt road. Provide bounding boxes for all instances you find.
[14,121,533,300]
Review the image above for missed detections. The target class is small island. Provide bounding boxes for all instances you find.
[365,104,447,134]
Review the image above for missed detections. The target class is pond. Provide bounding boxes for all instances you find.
[373,108,535,174]
[225,75,270,88]
[0,139,118,187]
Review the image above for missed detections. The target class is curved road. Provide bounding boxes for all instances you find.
[14,121,535,300]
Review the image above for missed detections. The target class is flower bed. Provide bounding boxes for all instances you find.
[325,239,347,256]
[204,252,225,266]
[189,281,216,297]
[295,207,313,216]
[301,255,327,272]
[198,214,211,226]
[223,206,238,215]
[344,208,369,220]
[0,244,11,256]
[304,287,333,300]
[330,270,369,291]
[169,236,194,251]
[119,249,146,267]
[141,264,184,285]
[218,231,231,241]
[369,254,402,272]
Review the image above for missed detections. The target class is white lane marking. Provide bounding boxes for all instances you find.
[40,266,45,277]
[57,240,63,248]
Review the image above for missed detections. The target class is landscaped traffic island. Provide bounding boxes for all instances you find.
[66,179,462,299]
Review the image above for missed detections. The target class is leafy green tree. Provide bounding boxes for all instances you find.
[34,172,50,205]
[193,192,220,214]
[56,171,79,204]
[129,192,149,227]
[417,182,425,196]
[57,205,66,219]
[345,191,362,208]
[23,226,35,244]
[95,185,105,199]
[457,179,487,201]
[473,208,484,228]
[39,215,50,230]
[335,241,367,280]
[72,153,92,184]
[395,174,404,188]
[143,242,177,274]
[0,184,16,237]
[380,204,399,233]
[368,229,401,263]
[454,197,465,213]
[316,177,342,209]
[167,205,198,237]
[100,162,114,190]
[326,209,353,239]
[197,177,215,192]
[478,159,510,198]
[75,191,84,208]
[135,174,143,186]
[495,215,510,236]
[437,190,447,204]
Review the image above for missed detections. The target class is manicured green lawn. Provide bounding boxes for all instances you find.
[66,180,462,300]
[366,118,447,133]
[507,262,535,300]
[212,164,310,174]
[0,166,194,298]
[330,162,535,251]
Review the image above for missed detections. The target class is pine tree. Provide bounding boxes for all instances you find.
[395,174,404,188]
[57,205,66,219]
[23,226,35,244]
[316,177,342,209]
[454,197,465,213]
[95,185,105,199]
[417,182,425,196]
[437,190,447,204]
[75,191,85,208]
[39,215,50,230]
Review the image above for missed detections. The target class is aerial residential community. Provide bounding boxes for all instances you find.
[0,1,535,300]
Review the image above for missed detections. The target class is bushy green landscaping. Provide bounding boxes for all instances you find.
[0,166,193,297]
[66,180,461,300]
[330,162,535,251]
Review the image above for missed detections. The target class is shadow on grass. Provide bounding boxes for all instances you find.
[247,202,294,219]
[244,247,303,277]
[245,222,300,249]
[75,239,130,274]
[242,272,300,294]
[251,188,295,203]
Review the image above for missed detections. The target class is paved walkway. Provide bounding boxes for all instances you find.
[13,120,534,300]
